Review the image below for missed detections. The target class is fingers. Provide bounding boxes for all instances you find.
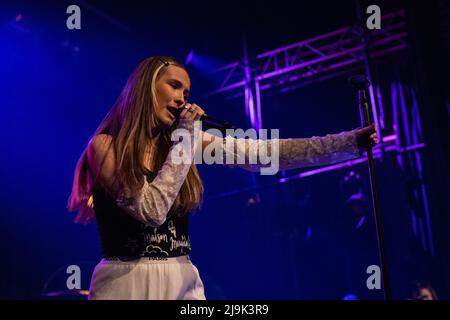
[362,123,376,136]
[368,124,378,145]
[190,103,206,121]
[369,131,379,147]
[179,103,206,121]
[179,103,196,120]
[179,104,190,119]
[356,123,379,150]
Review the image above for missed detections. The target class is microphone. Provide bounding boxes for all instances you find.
[199,114,237,131]
[348,75,371,127]
[348,75,370,90]
[170,106,237,132]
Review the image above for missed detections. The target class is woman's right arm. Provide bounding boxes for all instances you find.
[87,119,196,227]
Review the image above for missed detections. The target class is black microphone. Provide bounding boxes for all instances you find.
[348,75,372,127]
[170,106,237,132]
[200,114,237,131]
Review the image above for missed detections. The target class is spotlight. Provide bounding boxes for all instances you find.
[185,50,194,65]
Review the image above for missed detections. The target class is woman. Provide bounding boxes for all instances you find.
[410,282,439,300]
[67,56,377,300]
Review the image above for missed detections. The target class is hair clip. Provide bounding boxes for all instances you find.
[158,58,170,67]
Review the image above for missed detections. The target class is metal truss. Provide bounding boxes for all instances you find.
[209,10,407,97]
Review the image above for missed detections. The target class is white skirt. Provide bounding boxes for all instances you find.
[88,255,206,300]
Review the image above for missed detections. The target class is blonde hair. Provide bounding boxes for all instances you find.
[67,56,203,224]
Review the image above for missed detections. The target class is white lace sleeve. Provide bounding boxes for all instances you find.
[116,119,196,227]
[218,129,361,174]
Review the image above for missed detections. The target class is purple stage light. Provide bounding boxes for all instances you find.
[185,50,194,65]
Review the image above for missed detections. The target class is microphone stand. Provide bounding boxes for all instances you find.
[349,75,391,300]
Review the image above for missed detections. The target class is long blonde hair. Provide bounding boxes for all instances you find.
[67,56,203,224]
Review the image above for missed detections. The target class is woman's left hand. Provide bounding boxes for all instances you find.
[354,123,379,153]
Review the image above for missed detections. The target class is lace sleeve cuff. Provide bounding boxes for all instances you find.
[116,119,196,226]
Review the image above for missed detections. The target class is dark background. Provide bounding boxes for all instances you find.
[0,0,449,299]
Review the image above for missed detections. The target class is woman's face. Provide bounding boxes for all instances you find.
[154,65,191,128]
[414,288,434,300]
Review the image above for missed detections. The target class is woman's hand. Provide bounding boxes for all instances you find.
[354,123,379,153]
[179,103,206,121]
